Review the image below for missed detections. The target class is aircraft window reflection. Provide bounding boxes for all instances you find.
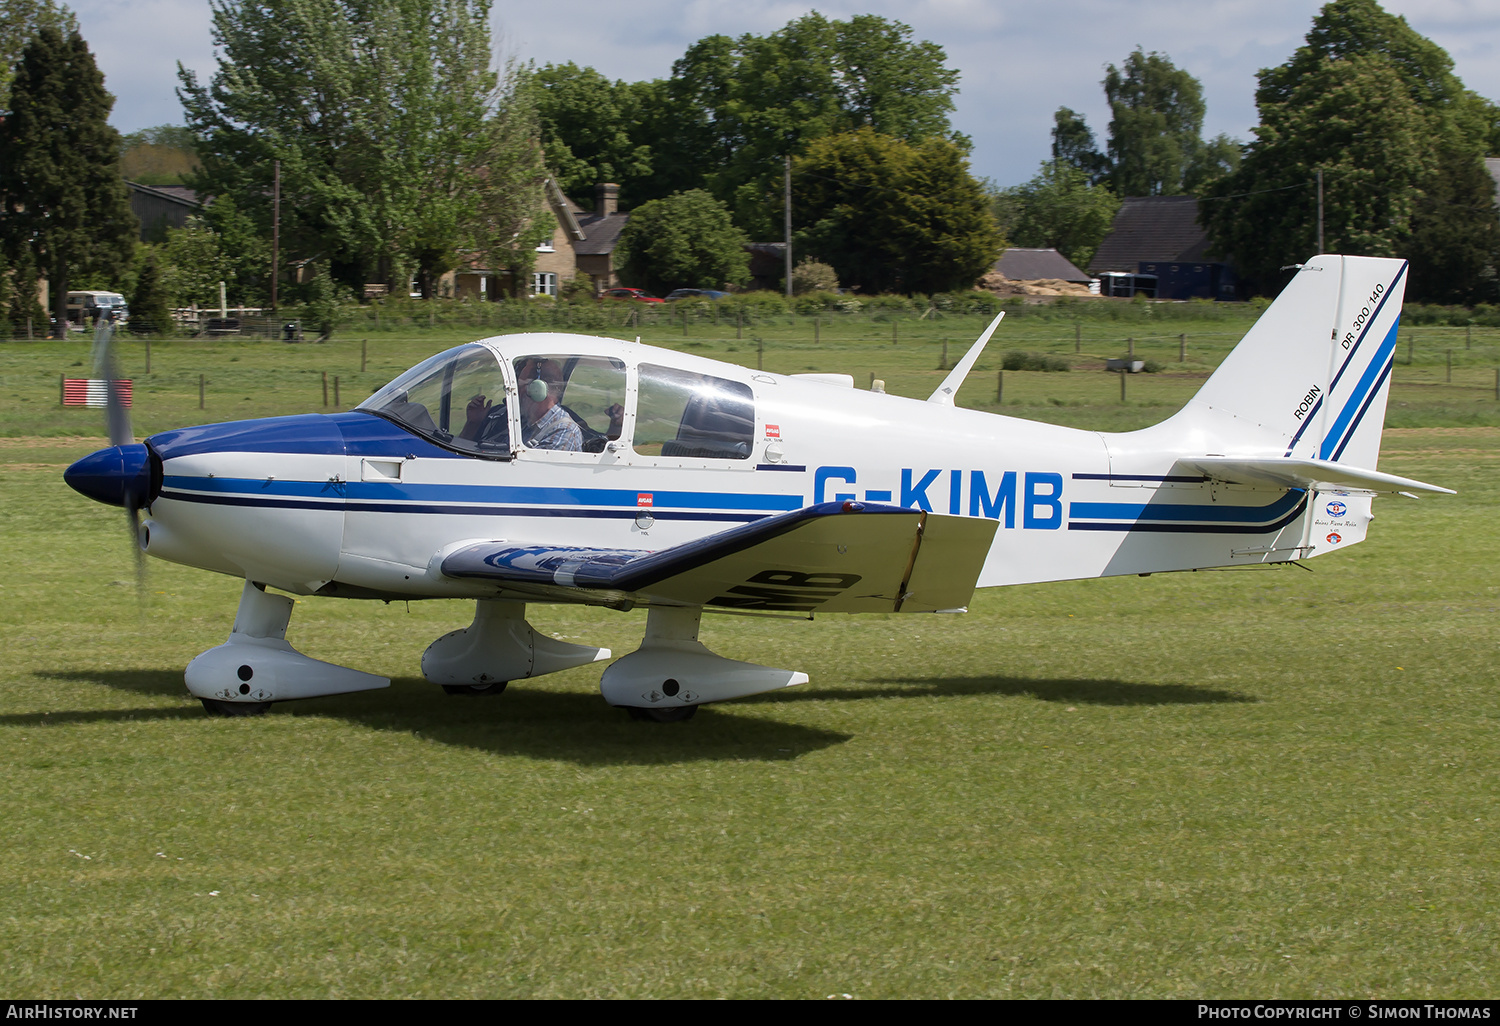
[513,354,626,454]
[634,364,753,460]
[359,344,511,456]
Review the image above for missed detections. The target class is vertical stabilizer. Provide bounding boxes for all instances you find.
[1182,255,1406,470]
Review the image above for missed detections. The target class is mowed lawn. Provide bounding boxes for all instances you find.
[0,322,1497,997]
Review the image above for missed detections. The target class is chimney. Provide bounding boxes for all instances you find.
[596,183,619,217]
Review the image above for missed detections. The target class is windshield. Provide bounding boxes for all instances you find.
[358,343,511,456]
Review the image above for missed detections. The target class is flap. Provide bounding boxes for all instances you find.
[442,501,998,613]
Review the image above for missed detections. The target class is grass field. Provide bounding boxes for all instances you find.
[1,313,1498,997]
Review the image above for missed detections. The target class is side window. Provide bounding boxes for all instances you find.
[635,364,754,460]
[513,354,626,454]
[360,344,511,456]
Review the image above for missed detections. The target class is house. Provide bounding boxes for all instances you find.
[127,182,202,241]
[448,182,629,300]
[993,247,1091,284]
[1088,196,1238,301]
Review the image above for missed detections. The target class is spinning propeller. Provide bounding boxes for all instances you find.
[64,317,157,589]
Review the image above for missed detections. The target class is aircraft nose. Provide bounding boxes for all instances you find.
[64,443,155,509]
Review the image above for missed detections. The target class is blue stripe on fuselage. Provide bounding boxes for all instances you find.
[160,475,802,512]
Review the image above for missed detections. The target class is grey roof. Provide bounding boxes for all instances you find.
[573,212,629,256]
[1088,196,1214,274]
[994,247,1091,283]
[126,181,202,208]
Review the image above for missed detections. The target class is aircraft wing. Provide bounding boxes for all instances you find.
[441,501,999,613]
[1177,456,1453,495]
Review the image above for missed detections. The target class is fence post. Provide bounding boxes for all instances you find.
[737,306,742,340]
[199,374,205,410]
[334,376,340,407]
[1120,370,1127,403]
[996,370,1003,405]
[361,339,367,373]
[682,305,688,336]
[941,340,948,370]
[1127,336,1134,358]
[757,337,763,371]
[145,339,151,374]
[322,371,328,407]
[59,373,64,407]
[1179,333,1186,362]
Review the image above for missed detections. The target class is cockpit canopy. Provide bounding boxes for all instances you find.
[358,342,755,461]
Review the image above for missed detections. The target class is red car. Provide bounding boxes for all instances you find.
[600,287,664,303]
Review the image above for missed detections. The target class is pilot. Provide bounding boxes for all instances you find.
[516,358,583,451]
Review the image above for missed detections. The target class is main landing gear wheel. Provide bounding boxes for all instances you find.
[441,682,508,696]
[200,698,272,717]
[626,705,698,723]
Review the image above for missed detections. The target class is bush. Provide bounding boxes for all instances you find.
[1002,351,1070,372]
[791,259,839,295]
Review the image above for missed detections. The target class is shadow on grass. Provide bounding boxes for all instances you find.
[744,674,1257,706]
[30,669,852,766]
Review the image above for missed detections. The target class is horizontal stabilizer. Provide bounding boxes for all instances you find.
[442,501,998,613]
[1179,456,1452,495]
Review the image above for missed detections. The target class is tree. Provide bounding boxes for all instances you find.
[0,27,137,333]
[0,0,75,113]
[793,129,1000,295]
[529,63,653,202]
[536,14,962,237]
[119,124,201,188]
[1001,162,1121,271]
[160,215,231,309]
[1050,107,1109,186]
[180,0,527,296]
[1104,48,1206,196]
[1202,0,1500,299]
[615,190,750,296]
[1406,146,1500,305]
[128,252,174,335]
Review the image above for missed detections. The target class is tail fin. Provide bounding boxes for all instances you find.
[1182,255,1406,470]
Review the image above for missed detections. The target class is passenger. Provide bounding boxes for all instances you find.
[516,358,583,451]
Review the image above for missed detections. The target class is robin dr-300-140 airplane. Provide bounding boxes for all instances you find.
[64,254,1451,721]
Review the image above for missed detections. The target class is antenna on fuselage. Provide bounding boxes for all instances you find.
[927,311,1005,406]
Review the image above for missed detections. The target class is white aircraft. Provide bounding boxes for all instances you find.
[65,254,1450,721]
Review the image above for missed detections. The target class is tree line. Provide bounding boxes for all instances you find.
[2,0,1498,341]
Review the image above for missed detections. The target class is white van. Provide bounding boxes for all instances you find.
[65,291,130,327]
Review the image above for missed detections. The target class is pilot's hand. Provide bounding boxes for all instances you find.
[465,394,491,425]
[606,403,625,438]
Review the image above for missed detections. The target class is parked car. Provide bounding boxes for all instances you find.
[663,289,730,301]
[66,290,130,327]
[600,287,663,303]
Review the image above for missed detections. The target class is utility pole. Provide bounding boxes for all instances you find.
[271,159,281,315]
[1316,169,1324,255]
[784,155,793,299]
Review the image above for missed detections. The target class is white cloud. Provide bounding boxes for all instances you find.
[66,0,1500,187]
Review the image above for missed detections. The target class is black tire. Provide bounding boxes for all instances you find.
[200,698,272,717]
[626,704,698,723]
[441,682,508,696]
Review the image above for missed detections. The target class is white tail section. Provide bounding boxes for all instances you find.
[1182,255,1407,470]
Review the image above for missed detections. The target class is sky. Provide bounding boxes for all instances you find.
[66,0,1500,188]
